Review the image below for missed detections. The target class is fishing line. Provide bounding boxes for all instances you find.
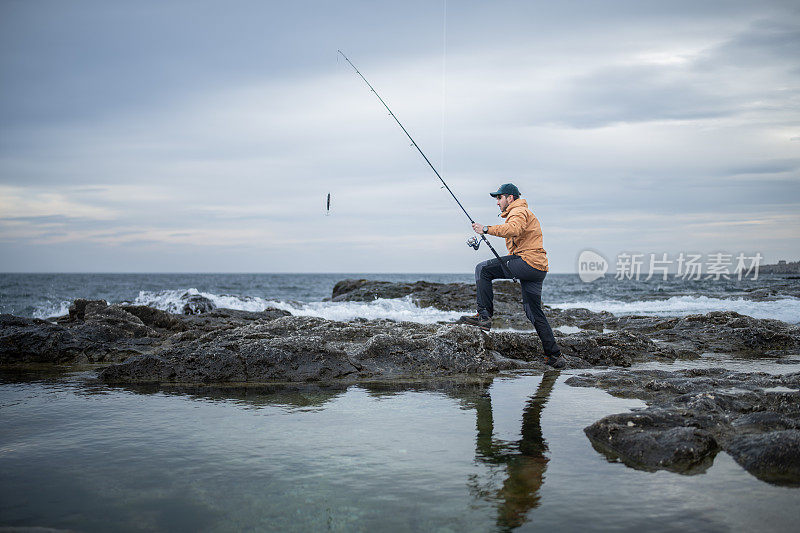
[441,0,447,177]
[338,49,514,279]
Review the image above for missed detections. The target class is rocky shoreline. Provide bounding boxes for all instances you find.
[2,278,799,485]
[566,369,800,486]
[7,279,798,381]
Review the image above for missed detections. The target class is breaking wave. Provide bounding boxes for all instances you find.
[30,289,799,325]
[550,295,800,324]
[32,301,71,320]
[133,288,466,324]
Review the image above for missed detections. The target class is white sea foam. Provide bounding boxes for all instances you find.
[33,301,71,319]
[133,289,465,324]
[134,288,272,314]
[33,289,799,325]
[551,295,800,324]
[270,298,466,323]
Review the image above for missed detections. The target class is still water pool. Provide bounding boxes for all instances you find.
[1,369,797,532]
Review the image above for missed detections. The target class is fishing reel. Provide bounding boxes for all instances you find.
[466,236,481,250]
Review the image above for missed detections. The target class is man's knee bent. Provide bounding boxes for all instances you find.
[475,259,493,282]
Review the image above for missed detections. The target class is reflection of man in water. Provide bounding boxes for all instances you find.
[471,371,559,530]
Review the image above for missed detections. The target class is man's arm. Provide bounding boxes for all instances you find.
[487,209,529,238]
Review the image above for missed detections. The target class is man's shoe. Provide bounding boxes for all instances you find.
[544,354,566,369]
[458,313,492,331]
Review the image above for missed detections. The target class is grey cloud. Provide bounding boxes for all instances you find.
[0,0,451,130]
[695,19,800,70]
[518,16,800,129]
[549,65,734,128]
[0,215,70,224]
[725,160,799,176]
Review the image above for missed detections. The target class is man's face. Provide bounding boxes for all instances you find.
[496,194,513,212]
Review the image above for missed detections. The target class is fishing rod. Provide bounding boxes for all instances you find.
[338,49,514,278]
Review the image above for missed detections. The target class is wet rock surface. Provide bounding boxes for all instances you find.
[100,318,507,384]
[566,368,800,485]
[330,278,518,315]
[2,279,799,386]
[180,292,216,315]
[614,311,800,356]
[1,300,291,365]
[331,279,800,357]
[3,300,698,382]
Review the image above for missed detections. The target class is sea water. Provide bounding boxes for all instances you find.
[1,272,798,324]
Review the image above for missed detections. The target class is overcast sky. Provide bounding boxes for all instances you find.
[1,0,798,273]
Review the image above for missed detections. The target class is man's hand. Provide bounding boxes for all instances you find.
[472,222,485,234]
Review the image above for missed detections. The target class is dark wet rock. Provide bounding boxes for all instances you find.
[68,298,108,321]
[0,314,85,364]
[556,330,688,367]
[61,299,153,333]
[1,304,153,365]
[486,328,689,369]
[743,284,800,301]
[95,308,701,385]
[546,307,618,331]
[616,311,800,356]
[120,305,189,331]
[731,411,800,432]
[181,292,216,315]
[80,303,157,339]
[330,278,519,313]
[566,368,800,485]
[100,318,511,384]
[725,430,800,486]
[329,280,800,360]
[176,308,291,332]
[585,410,719,473]
[0,283,712,380]
[2,300,293,367]
[485,331,546,362]
[4,279,794,386]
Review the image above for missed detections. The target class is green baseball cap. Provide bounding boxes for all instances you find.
[490,183,521,198]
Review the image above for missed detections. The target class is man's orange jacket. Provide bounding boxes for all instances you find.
[486,198,549,271]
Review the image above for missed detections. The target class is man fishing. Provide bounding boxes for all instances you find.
[338,53,565,368]
[459,183,566,369]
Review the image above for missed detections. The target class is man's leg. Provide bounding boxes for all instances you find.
[520,280,561,357]
[505,257,563,361]
[475,256,514,318]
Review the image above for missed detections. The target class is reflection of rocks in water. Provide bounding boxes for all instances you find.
[567,369,800,486]
[469,371,559,530]
[357,376,495,402]
[99,382,349,410]
[87,377,504,412]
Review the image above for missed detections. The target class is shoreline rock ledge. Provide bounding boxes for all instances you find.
[566,368,800,486]
[0,280,797,385]
[3,295,698,382]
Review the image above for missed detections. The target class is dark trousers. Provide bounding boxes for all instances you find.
[475,254,561,357]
